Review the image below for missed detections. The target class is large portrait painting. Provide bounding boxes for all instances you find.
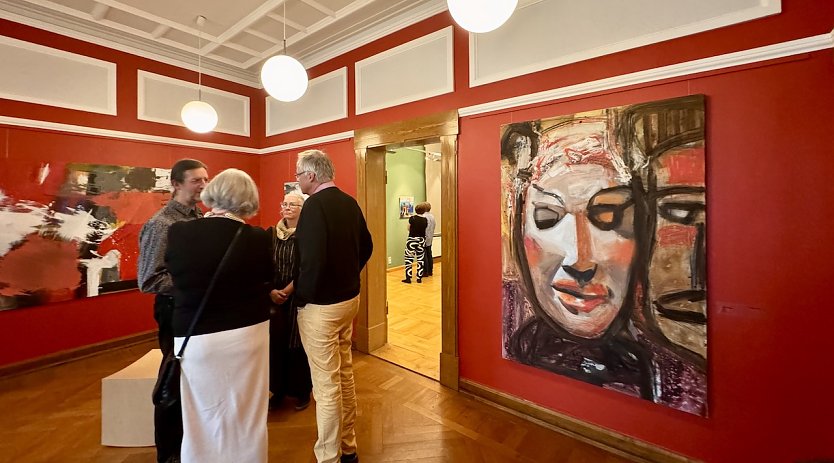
[0,163,171,310]
[500,95,707,416]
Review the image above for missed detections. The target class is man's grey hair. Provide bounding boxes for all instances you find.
[297,149,334,182]
[200,168,260,217]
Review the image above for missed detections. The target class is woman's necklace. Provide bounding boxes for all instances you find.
[205,211,245,223]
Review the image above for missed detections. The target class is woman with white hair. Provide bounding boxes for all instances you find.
[166,168,272,462]
[268,191,313,411]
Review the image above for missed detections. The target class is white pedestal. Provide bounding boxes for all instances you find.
[101,348,162,447]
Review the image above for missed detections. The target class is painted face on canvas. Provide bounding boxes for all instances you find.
[648,144,706,357]
[521,123,636,339]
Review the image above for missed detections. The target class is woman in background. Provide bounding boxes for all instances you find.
[166,168,272,462]
[268,192,313,411]
[402,203,428,283]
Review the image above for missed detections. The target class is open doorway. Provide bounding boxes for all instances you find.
[353,111,459,389]
[372,144,443,379]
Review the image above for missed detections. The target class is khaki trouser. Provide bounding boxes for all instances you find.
[297,296,359,463]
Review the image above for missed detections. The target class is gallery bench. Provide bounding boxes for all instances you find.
[101,348,161,447]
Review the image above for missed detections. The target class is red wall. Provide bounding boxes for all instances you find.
[458,52,834,462]
[0,126,259,366]
[0,18,264,148]
[256,1,834,460]
[0,19,264,366]
[258,139,357,228]
[2,1,834,460]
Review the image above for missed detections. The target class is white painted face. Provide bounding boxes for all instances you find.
[522,161,636,339]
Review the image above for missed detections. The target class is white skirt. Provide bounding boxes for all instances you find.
[174,321,269,463]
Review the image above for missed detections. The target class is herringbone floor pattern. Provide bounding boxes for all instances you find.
[372,263,442,380]
[0,341,633,463]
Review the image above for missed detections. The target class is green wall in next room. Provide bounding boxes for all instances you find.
[386,148,426,269]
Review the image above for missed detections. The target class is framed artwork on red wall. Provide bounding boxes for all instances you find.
[500,95,707,416]
[0,163,171,310]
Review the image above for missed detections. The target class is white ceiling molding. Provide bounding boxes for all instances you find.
[0,2,258,86]
[0,115,354,155]
[298,0,446,70]
[260,130,354,154]
[0,115,262,153]
[0,0,448,87]
[460,29,834,117]
[3,32,828,153]
[469,0,782,88]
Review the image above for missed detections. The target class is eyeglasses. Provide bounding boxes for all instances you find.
[295,171,311,178]
[281,202,301,208]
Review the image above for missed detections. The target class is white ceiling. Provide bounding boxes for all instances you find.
[0,0,451,86]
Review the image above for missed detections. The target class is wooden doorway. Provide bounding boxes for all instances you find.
[353,111,459,389]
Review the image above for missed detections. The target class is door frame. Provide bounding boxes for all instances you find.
[353,110,459,389]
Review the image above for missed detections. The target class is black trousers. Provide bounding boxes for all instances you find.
[423,245,434,276]
[153,295,182,463]
[269,305,313,402]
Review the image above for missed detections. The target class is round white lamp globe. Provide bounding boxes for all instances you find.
[180,100,218,133]
[261,54,309,102]
[447,0,517,33]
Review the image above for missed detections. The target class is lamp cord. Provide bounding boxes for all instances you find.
[197,24,203,101]
[283,1,287,55]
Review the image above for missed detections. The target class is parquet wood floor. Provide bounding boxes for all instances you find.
[371,263,442,380]
[0,342,634,463]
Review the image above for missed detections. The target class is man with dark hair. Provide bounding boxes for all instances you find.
[138,158,208,463]
[294,149,372,463]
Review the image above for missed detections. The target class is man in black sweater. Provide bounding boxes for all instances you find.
[294,149,372,463]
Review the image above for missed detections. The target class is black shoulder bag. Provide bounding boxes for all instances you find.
[152,224,245,409]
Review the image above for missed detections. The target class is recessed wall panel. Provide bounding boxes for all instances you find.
[356,27,453,115]
[266,67,347,136]
[137,71,250,137]
[0,35,116,114]
[471,0,781,86]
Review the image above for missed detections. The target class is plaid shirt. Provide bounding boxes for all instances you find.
[137,199,202,295]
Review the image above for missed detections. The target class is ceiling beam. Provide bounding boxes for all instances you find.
[265,12,308,34]
[90,3,108,21]
[300,0,336,18]
[220,42,261,57]
[244,28,280,45]
[91,0,217,38]
[151,24,170,39]
[200,0,287,56]
[242,0,378,69]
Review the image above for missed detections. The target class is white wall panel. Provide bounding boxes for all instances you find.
[137,71,250,137]
[0,35,116,114]
[355,27,454,115]
[266,67,347,136]
[470,0,781,87]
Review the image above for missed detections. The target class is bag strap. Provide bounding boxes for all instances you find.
[175,224,245,359]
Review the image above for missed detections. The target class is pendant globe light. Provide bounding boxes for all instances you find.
[260,1,308,102]
[447,0,517,33]
[181,15,218,133]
